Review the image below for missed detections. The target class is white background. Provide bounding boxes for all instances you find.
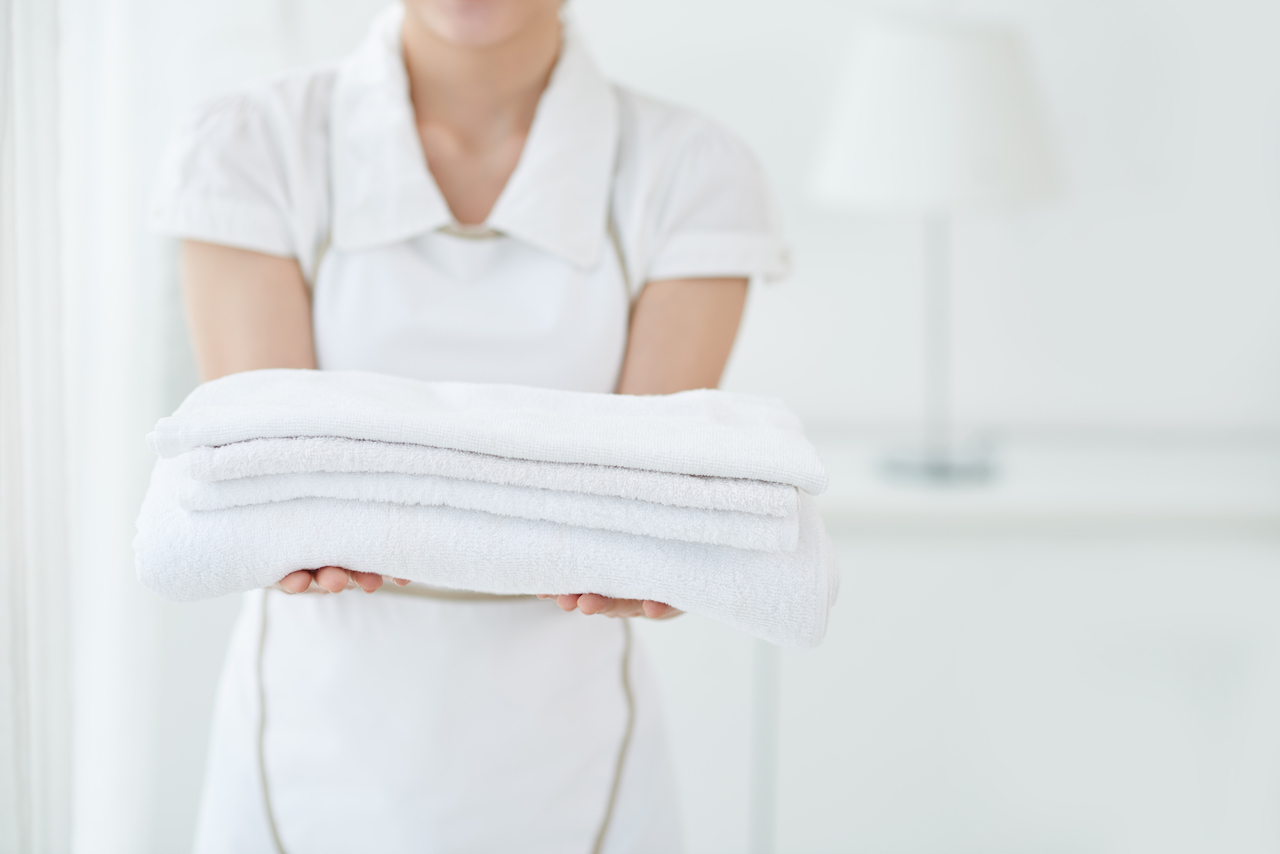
[55,0,1280,851]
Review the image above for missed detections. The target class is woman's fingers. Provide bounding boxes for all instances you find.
[642,600,681,619]
[553,593,681,619]
[281,578,683,613]
[314,566,351,593]
[275,569,409,594]
[642,600,669,618]
[576,593,621,616]
[351,570,383,593]
[276,570,314,593]
[611,599,648,618]
[579,595,651,618]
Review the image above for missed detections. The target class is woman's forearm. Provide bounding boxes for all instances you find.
[614,277,748,395]
[181,240,318,382]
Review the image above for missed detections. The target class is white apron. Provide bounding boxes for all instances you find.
[189,168,689,853]
[190,200,690,853]
[193,589,682,853]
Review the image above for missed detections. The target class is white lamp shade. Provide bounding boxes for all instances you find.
[810,19,1057,213]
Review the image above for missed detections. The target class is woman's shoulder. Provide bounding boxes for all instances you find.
[613,86,772,204]
[615,86,756,160]
[149,65,339,268]
[173,65,340,160]
[611,87,788,284]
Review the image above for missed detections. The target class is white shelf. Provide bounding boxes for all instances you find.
[811,435,1280,535]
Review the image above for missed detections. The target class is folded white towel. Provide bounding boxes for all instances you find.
[179,468,800,552]
[150,369,829,494]
[136,457,838,648]
[186,437,798,517]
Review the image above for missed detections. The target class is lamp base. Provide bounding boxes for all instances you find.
[879,444,996,486]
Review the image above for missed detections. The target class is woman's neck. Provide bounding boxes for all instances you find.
[401,10,561,154]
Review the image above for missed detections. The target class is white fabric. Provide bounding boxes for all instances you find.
[136,455,837,648]
[194,591,682,854]
[151,368,829,493]
[179,468,800,552]
[187,436,799,516]
[148,6,788,391]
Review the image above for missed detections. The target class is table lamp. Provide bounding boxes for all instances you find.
[811,18,1057,483]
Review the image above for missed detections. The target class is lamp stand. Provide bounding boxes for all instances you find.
[881,215,995,485]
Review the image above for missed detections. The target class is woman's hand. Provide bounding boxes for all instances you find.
[537,593,682,620]
[273,567,412,594]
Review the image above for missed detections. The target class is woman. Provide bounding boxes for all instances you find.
[151,0,787,851]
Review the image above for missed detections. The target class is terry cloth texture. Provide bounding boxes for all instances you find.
[136,458,838,648]
[186,437,799,516]
[135,370,838,647]
[148,369,830,493]
[178,468,800,552]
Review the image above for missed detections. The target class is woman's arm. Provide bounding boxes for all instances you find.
[615,277,748,395]
[181,240,399,595]
[181,240,317,380]
[544,276,748,619]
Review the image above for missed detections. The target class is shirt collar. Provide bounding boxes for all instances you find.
[330,6,618,268]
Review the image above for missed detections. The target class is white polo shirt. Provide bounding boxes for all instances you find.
[151,5,788,394]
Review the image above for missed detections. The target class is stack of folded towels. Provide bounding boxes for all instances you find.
[134,369,838,648]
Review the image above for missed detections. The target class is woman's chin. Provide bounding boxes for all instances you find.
[403,0,558,49]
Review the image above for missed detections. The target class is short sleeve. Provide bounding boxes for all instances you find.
[148,94,298,259]
[642,120,790,286]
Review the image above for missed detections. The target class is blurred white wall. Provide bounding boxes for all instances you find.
[60,0,1280,851]
[594,0,1280,436]
[574,0,1280,436]
[634,534,1280,854]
